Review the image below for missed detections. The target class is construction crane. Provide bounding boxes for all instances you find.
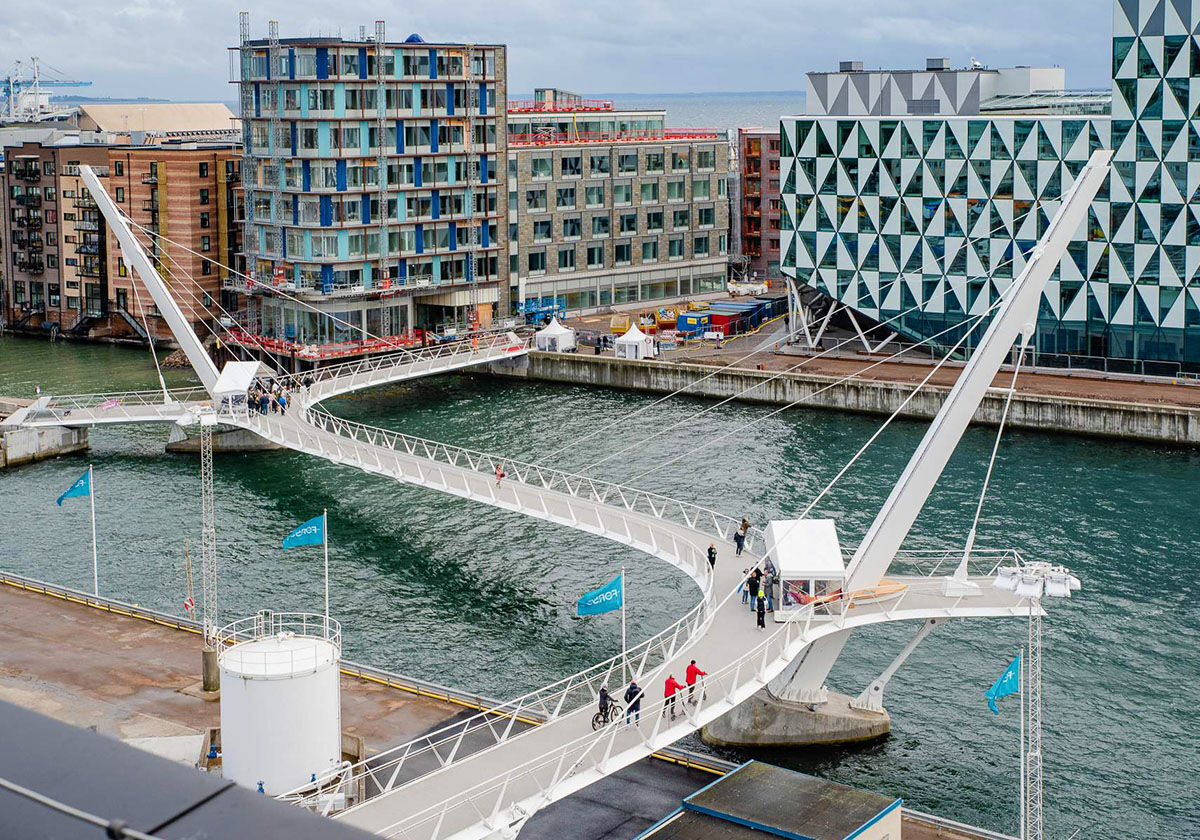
[1,57,92,123]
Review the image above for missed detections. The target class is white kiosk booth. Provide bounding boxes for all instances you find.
[763,519,847,622]
[534,318,577,352]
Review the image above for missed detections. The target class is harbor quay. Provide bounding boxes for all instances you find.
[0,571,1010,840]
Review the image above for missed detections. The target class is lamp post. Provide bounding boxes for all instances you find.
[993,561,1080,840]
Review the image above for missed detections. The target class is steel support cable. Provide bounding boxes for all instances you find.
[0,775,163,840]
[549,201,1049,466]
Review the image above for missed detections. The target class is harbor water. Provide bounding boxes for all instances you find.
[0,333,1196,839]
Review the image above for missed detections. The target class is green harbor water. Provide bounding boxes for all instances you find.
[0,333,1195,839]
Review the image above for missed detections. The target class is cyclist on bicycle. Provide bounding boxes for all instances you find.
[599,685,613,722]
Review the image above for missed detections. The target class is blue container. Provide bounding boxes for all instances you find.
[677,311,711,335]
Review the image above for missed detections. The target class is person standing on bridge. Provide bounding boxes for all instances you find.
[707,543,717,570]
[740,568,750,604]
[663,674,685,720]
[686,660,707,704]
[624,679,642,724]
[756,594,767,630]
[747,570,760,611]
[494,462,506,487]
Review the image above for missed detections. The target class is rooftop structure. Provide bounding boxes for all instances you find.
[76,103,239,137]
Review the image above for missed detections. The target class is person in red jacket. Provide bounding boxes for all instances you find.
[663,674,685,720]
[685,660,707,704]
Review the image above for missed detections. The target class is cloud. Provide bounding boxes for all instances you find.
[0,0,1114,101]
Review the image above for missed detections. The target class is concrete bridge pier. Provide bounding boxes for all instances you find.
[165,424,282,454]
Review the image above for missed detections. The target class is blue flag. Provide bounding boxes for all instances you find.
[985,653,1022,714]
[576,573,623,617]
[56,469,91,506]
[283,514,325,550]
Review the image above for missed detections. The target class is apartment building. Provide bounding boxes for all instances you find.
[105,143,243,341]
[737,128,782,283]
[230,19,508,352]
[508,90,730,314]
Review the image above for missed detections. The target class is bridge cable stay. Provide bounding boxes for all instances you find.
[127,270,171,401]
[543,201,1049,467]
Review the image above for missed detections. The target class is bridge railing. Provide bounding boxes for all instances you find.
[27,387,210,424]
[369,576,1023,840]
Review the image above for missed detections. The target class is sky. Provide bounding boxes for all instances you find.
[1,0,1115,102]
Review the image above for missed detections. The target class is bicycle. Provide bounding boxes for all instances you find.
[591,702,624,730]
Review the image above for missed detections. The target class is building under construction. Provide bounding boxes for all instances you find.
[229,17,509,355]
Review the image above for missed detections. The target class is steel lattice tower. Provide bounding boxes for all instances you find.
[199,418,218,644]
[1025,609,1044,840]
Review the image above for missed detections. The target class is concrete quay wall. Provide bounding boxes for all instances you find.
[483,353,1200,446]
[0,398,89,469]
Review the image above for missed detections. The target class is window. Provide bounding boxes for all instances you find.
[43,186,56,202]
[48,283,60,307]
[591,215,610,237]
[645,152,664,173]
[527,250,547,273]
[558,247,576,270]
[668,237,684,260]
[531,156,552,179]
[509,222,518,242]
[562,217,582,238]
[618,153,638,174]
[113,161,124,176]
[587,244,604,268]
[526,189,547,211]
[561,156,582,177]
[199,212,211,228]
[533,219,552,241]
[646,211,663,232]
[671,150,689,171]
[673,209,689,229]
[698,207,715,227]
[115,187,125,203]
[641,239,658,262]
[719,178,727,198]
[199,188,210,205]
[615,241,632,265]
[619,212,637,233]
[586,185,604,207]
[693,235,709,256]
[556,186,576,209]
[201,235,211,252]
[641,182,659,203]
[692,177,710,199]
[696,149,715,170]
[613,182,632,205]
[202,259,212,275]
[719,233,728,254]
[590,154,610,176]
[667,179,685,202]
[43,161,55,176]
[199,162,209,178]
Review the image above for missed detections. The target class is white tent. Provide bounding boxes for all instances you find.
[762,519,846,616]
[614,324,655,360]
[212,361,262,403]
[534,318,577,352]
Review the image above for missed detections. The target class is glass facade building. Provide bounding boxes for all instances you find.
[782,0,1200,370]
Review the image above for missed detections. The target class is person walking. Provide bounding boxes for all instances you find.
[740,568,750,604]
[686,660,707,704]
[707,543,717,570]
[278,391,288,415]
[734,528,745,556]
[624,679,642,724]
[756,595,767,630]
[747,570,760,611]
[494,463,506,487]
[663,674,685,720]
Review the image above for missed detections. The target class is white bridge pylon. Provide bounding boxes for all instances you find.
[6,156,1110,840]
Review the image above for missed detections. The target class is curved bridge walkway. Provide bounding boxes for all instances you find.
[8,331,1034,840]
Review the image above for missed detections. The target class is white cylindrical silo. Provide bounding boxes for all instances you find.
[217,611,342,795]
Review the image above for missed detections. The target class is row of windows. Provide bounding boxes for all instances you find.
[251,121,498,154]
[521,234,727,274]
[267,83,496,115]
[515,148,717,180]
[518,180,723,212]
[246,49,497,83]
[521,207,719,242]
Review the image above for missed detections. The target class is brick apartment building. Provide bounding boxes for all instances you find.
[737,127,782,284]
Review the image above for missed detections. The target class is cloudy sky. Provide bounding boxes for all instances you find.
[2,0,1114,101]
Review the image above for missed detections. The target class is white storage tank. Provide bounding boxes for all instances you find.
[217,611,342,795]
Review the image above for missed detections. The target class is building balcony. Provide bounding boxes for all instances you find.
[12,166,41,182]
[142,199,158,213]
[76,244,100,255]
[16,194,42,208]
[78,266,102,278]
[16,216,42,229]
[18,260,45,274]
[75,220,101,231]
[142,172,158,185]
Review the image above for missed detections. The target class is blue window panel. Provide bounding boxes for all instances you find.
[446,156,457,185]
[317,122,331,156]
[432,255,441,281]
[478,83,487,115]
[480,155,489,184]
[321,264,333,293]
[319,195,333,226]
[432,189,440,220]
[265,52,272,82]
[302,160,311,191]
[362,263,372,290]
[334,83,345,117]
[304,230,313,260]
[300,83,310,118]
[337,229,349,259]
[446,83,455,115]
[431,118,439,153]
[253,84,261,118]
[481,221,490,248]
[361,194,371,224]
[448,222,457,251]
[316,48,329,79]
[292,195,299,225]
[428,49,438,79]
[288,49,296,80]
[358,48,368,79]
[398,259,408,280]
[290,120,298,156]
[414,157,422,187]
[360,120,370,155]
[336,160,347,191]
[415,225,424,254]
[396,119,404,153]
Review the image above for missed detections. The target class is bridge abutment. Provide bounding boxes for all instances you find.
[700,689,890,748]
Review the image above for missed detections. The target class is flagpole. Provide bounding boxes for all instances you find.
[620,567,627,684]
[88,464,98,596]
[323,508,330,637]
